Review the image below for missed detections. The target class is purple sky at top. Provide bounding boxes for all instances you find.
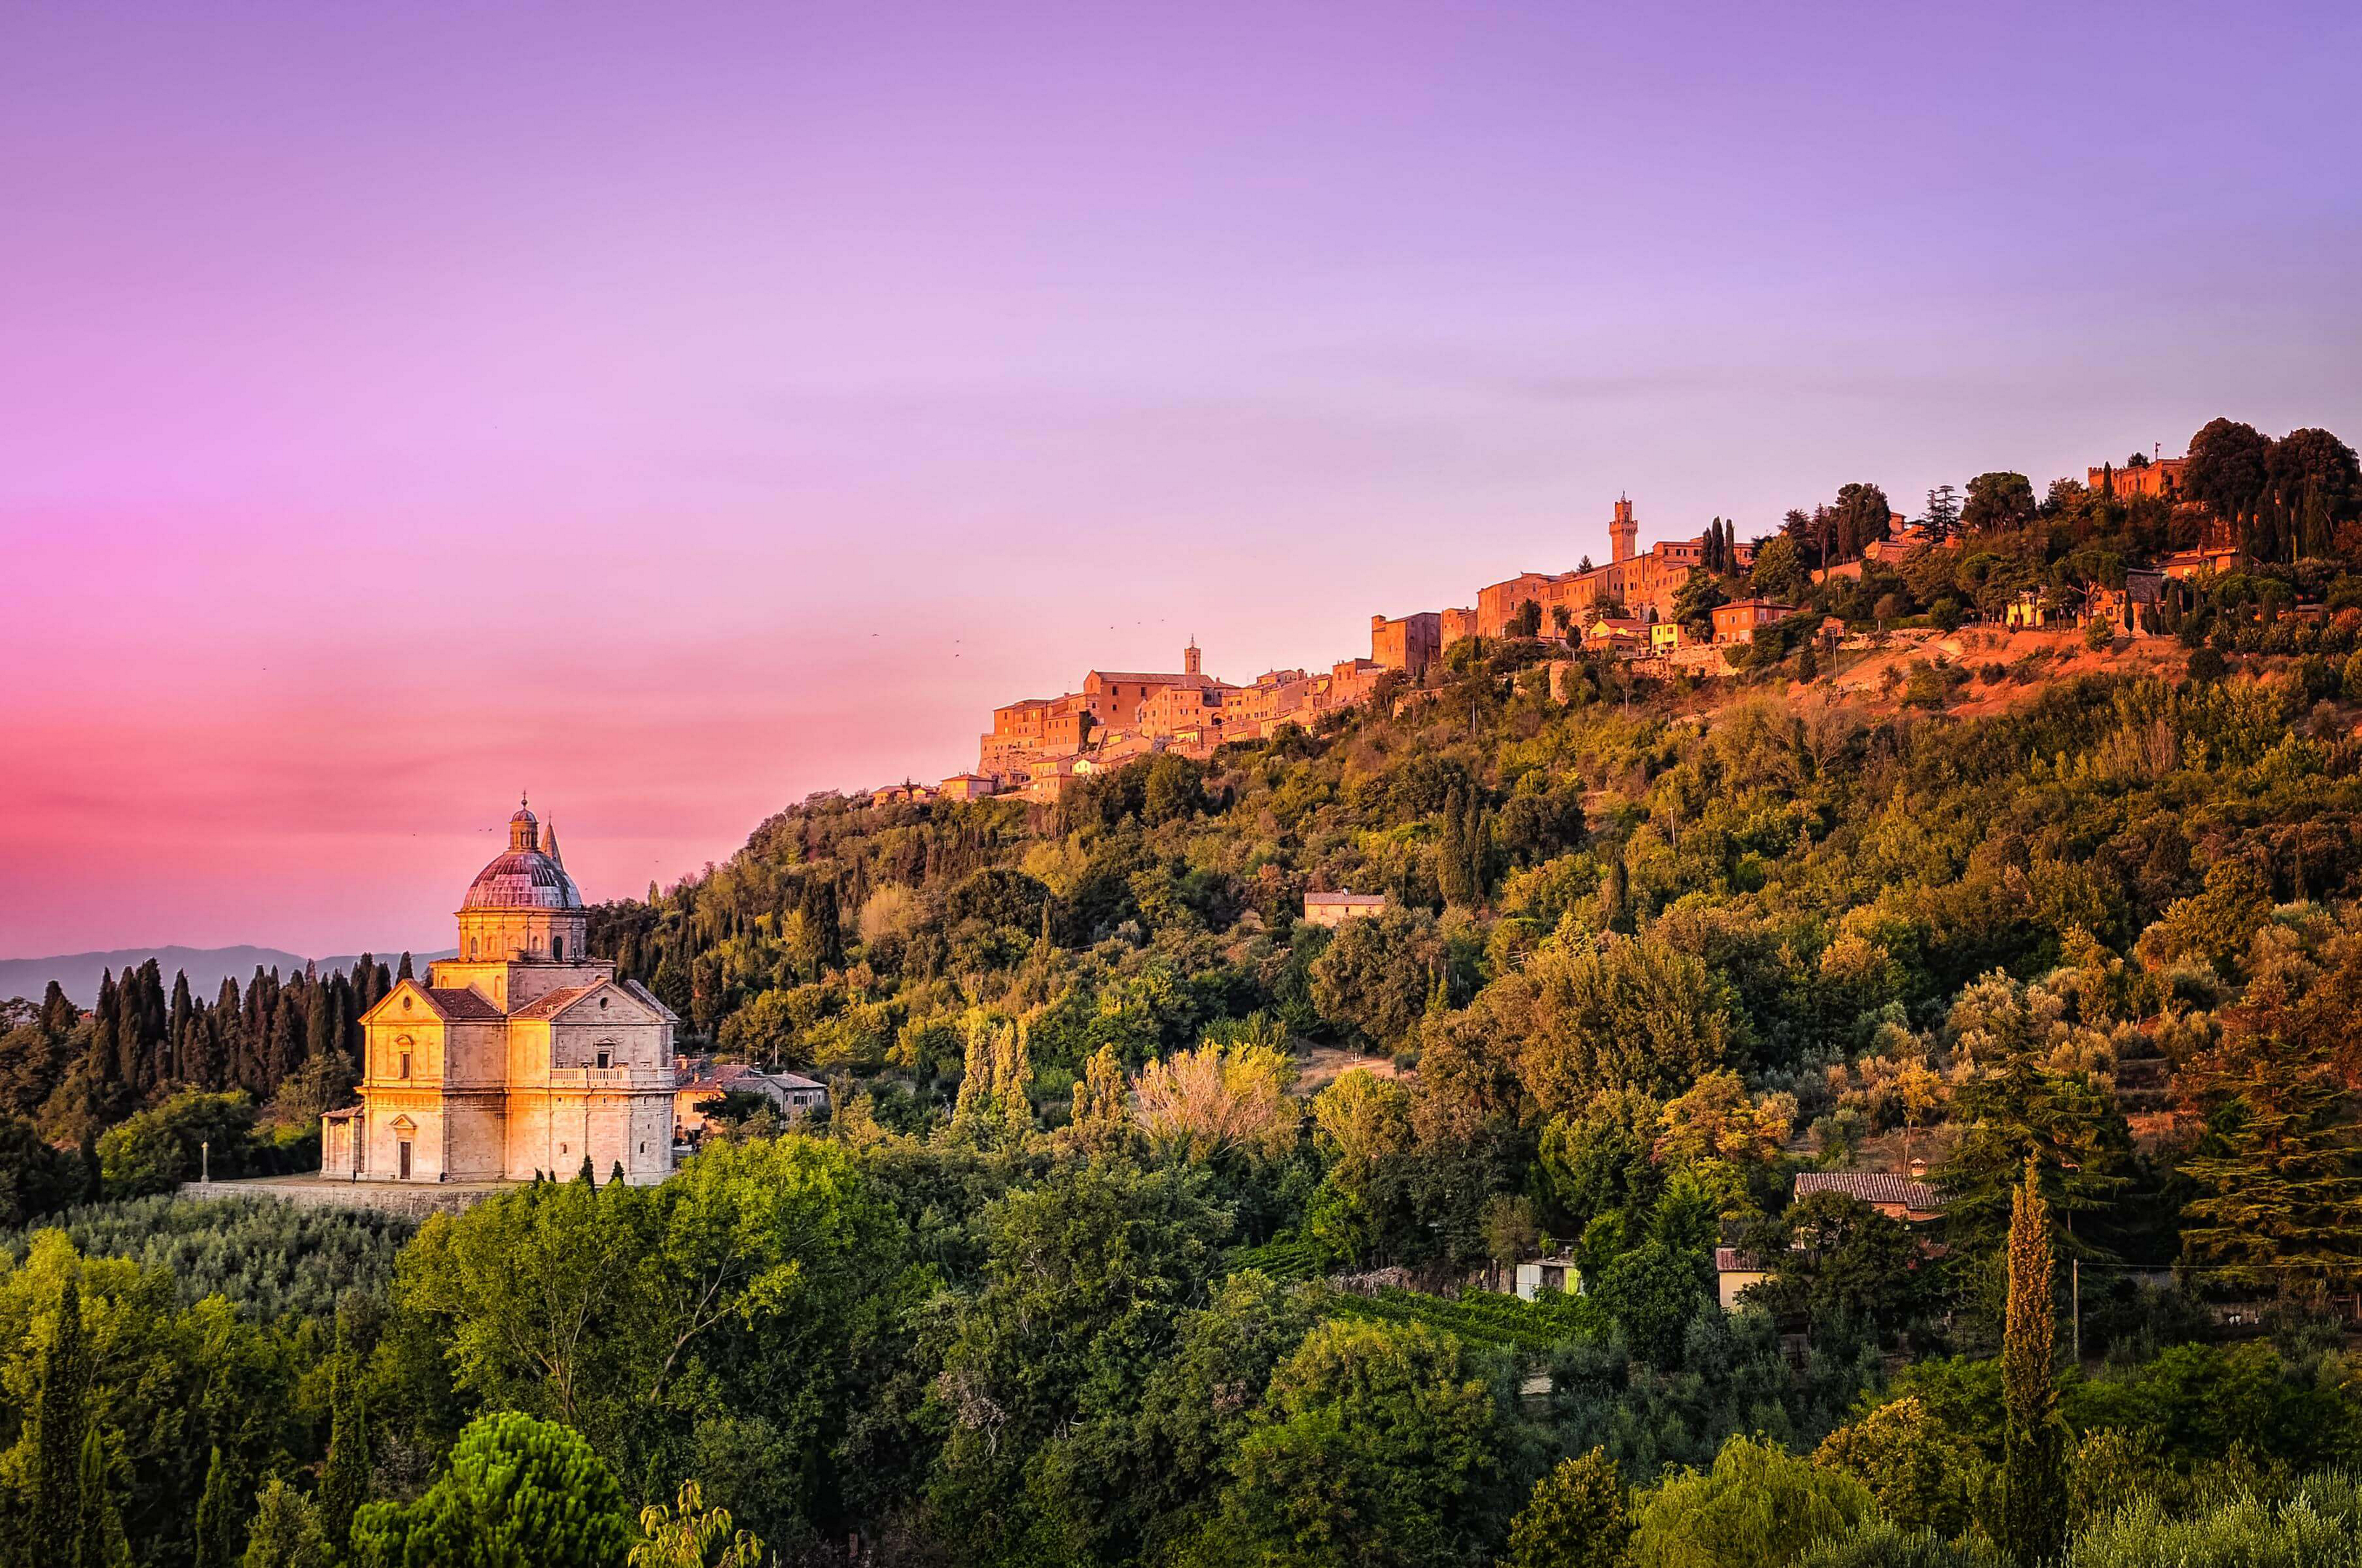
[3,0,2358,960]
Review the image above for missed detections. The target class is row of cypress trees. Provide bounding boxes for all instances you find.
[23,1276,372,1568]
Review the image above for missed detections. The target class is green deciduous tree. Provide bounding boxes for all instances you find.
[1504,1447,1629,1568]
[1195,1318,1516,1568]
[628,1480,766,1568]
[240,1478,327,1568]
[1630,1434,1872,1568]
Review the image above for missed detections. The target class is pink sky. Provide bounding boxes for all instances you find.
[4,1,2359,957]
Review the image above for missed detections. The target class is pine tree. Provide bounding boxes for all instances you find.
[29,1277,91,1561]
[2175,957,2362,1294]
[319,1319,370,1555]
[192,1445,237,1568]
[2001,1158,2064,1565]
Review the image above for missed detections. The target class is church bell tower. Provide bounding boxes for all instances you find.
[1609,495,1638,564]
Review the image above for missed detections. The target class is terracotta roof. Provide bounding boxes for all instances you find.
[510,984,598,1020]
[677,1062,826,1095]
[1307,891,1387,907]
[1793,1171,1944,1211]
[1715,1246,1768,1272]
[423,987,504,1021]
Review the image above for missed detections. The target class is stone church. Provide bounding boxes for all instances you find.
[320,801,679,1185]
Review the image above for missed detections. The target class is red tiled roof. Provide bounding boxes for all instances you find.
[1793,1171,1944,1210]
[510,984,598,1020]
[1714,1246,1769,1273]
[423,987,503,1021]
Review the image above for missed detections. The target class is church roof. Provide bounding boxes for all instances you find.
[460,799,585,912]
[621,979,680,1024]
[365,981,503,1024]
[460,849,583,911]
[511,984,599,1020]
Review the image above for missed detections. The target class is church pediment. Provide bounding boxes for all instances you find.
[514,978,664,1026]
[363,980,446,1026]
[361,979,501,1026]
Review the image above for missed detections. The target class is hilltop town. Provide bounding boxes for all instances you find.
[896,444,2303,807]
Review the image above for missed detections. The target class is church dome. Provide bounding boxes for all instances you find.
[460,849,582,911]
[460,799,583,910]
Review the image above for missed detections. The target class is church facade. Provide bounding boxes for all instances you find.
[320,802,679,1186]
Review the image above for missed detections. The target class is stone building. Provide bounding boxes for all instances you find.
[2088,456,2186,502]
[320,801,679,1186]
[1711,598,1796,645]
[1303,891,1388,927]
[1473,497,1754,634]
[1370,611,1443,678]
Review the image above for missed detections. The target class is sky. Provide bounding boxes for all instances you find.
[3,0,2359,960]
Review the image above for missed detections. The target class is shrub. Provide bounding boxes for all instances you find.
[2064,1471,2362,1568]
[95,1091,261,1197]
[1632,1433,1873,1568]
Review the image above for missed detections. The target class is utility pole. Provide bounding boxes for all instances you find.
[200,1138,210,1185]
[2071,1256,2080,1365]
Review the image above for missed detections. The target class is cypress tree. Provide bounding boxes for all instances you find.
[75,1420,131,1568]
[1439,786,1473,907]
[40,980,76,1039]
[319,1321,370,1555]
[2001,1157,2064,1564]
[168,971,195,1082]
[609,1161,627,1188]
[29,1278,91,1560]
[88,972,121,1090]
[576,1155,596,1186]
[396,952,414,981]
[266,1005,305,1096]
[192,1445,237,1568]
[306,984,334,1063]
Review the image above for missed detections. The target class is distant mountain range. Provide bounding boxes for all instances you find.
[0,946,460,1009]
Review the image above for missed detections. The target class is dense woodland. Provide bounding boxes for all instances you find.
[7,417,2362,1566]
